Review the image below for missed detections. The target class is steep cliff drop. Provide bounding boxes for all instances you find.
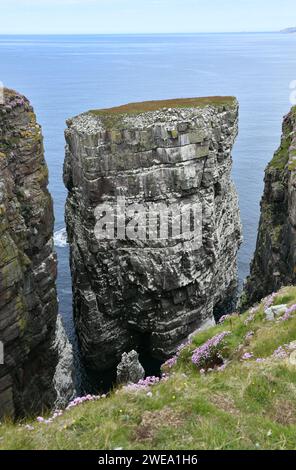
[242,106,296,308]
[64,97,242,372]
[0,89,74,418]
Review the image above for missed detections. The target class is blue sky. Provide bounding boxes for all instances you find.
[0,0,295,34]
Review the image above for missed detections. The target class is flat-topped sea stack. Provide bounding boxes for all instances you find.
[0,89,74,418]
[64,97,242,371]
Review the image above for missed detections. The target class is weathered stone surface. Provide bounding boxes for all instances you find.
[53,316,76,408]
[242,107,296,308]
[64,97,242,371]
[0,89,74,418]
[116,350,145,385]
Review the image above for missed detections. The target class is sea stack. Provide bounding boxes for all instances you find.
[242,106,296,307]
[0,89,74,418]
[64,97,242,371]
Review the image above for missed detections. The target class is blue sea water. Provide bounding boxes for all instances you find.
[0,33,295,388]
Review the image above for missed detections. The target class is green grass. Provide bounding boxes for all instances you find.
[90,96,236,116]
[87,96,237,130]
[1,285,296,450]
[269,107,296,170]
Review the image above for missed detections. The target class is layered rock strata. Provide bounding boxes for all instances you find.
[64,97,242,371]
[242,107,296,307]
[0,89,74,418]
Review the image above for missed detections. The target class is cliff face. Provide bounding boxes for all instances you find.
[0,89,74,418]
[64,97,242,371]
[242,107,296,308]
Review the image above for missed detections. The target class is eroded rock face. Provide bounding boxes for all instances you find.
[0,89,74,418]
[64,97,242,371]
[242,107,296,308]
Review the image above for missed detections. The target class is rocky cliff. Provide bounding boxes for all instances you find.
[0,89,74,418]
[242,107,296,308]
[64,97,242,371]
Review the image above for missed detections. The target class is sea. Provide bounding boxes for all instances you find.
[0,33,295,391]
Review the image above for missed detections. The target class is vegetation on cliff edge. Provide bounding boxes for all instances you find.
[1,286,296,450]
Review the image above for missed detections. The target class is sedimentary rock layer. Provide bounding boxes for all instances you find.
[242,107,296,307]
[0,89,74,418]
[64,97,242,371]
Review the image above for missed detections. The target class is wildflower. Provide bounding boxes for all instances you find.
[244,314,255,325]
[279,304,296,321]
[286,304,296,315]
[241,352,253,360]
[163,356,177,369]
[273,346,288,359]
[37,417,45,423]
[279,311,291,322]
[218,314,230,324]
[263,293,277,310]
[124,376,160,392]
[249,305,260,315]
[191,331,230,369]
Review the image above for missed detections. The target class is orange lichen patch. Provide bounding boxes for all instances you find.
[90,96,236,116]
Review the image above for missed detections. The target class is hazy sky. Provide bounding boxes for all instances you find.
[0,0,295,34]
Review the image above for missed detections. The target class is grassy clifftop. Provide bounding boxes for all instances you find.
[89,96,237,116]
[2,286,296,450]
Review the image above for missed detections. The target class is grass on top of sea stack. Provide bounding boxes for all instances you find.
[89,96,237,116]
[2,285,296,450]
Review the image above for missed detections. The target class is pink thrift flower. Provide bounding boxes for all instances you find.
[242,352,253,360]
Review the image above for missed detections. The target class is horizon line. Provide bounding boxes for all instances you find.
[0,30,285,36]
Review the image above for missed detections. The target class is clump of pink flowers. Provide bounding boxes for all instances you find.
[273,346,289,359]
[241,352,253,360]
[263,293,277,310]
[279,311,291,322]
[163,356,177,369]
[250,305,260,314]
[286,304,296,315]
[162,339,192,371]
[36,394,104,425]
[218,314,231,324]
[124,376,160,392]
[244,313,255,325]
[66,394,102,410]
[279,304,296,322]
[191,331,230,370]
